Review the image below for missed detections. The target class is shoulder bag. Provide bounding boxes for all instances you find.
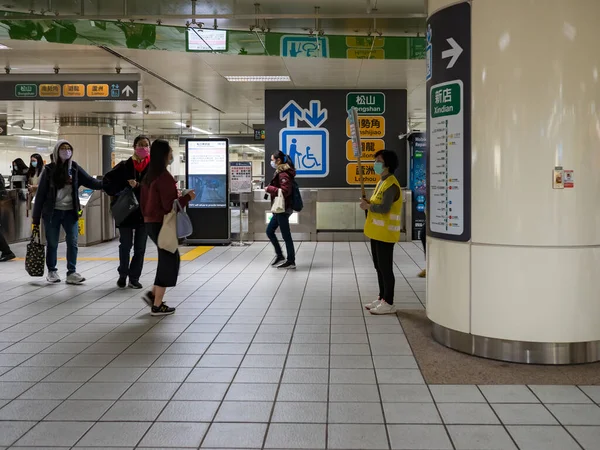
[25,228,45,277]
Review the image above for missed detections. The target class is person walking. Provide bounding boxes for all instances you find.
[32,140,104,284]
[26,153,44,211]
[0,173,15,262]
[140,139,195,316]
[104,135,151,289]
[361,150,403,315]
[265,150,296,269]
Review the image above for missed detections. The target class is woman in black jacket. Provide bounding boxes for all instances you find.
[103,135,151,289]
[10,158,29,188]
[32,140,104,285]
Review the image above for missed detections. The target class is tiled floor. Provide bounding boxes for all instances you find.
[0,240,599,449]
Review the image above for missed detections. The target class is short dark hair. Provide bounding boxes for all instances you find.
[133,135,150,148]
[374,150,399,173]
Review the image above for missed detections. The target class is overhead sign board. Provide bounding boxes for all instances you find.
[347,92,386,115]
[426,1,471,242]
[0,74,140,101]
[186,29,228,52]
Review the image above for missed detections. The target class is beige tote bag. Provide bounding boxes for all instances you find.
[157,205,178,254]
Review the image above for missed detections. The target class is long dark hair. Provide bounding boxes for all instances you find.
[12,158,28,175]
[142,139,170,186]
[27,154,44,179]
[272,150,294,168]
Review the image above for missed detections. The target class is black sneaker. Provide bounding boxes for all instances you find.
[0,252,16,262]
[278,261,296,270]
[141,291,154,308]
[128,280,143,289]
[151,303,176,316]
[117,276,127,288]
[271,255,285,267]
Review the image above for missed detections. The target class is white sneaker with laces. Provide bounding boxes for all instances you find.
[66,272,86,285]
[46,271,61,283]
[364,298,382,310]
[370,300,397,315]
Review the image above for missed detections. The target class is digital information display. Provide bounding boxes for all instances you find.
[186,29,228,51]
[187,140,228,209]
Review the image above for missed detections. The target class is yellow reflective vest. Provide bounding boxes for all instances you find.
[364,175,402,243]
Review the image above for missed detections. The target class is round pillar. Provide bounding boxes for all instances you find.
[426,0,600,363]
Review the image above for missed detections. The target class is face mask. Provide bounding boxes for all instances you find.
[168,157,174,165]
[135,146,150,159]
[270,161,277,169]
[59,149,72,161]
[13,166,17,172]
[373,161,385,175]
[31,161,38,168]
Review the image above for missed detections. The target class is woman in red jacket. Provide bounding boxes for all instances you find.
[140,140,195,316]
[265,150,296,269]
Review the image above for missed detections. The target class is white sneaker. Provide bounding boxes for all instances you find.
[46,271,61,283]
[370,301,397,315]
[364,298,382,310]
[66,272,86,285]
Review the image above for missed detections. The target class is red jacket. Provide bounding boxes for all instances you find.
[265,164,296,211]
[141,171,191,223]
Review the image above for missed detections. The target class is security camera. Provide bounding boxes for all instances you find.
[185,121,192,129]
[10,120,25,128]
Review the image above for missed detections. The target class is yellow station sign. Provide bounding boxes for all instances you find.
[346,163,379,186]
[86,84,109,97]
[62,84,85,97]
[345,36,385,48]
[346,139,385,161]
[347,48,385,59]
[39,84,61,97]
[346,116,385,138]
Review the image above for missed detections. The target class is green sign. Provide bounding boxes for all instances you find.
[347,92,385,115]
[431,83,461,118]
[15,84,37,98]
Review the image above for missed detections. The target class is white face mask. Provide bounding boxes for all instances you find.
[270,161,277,169]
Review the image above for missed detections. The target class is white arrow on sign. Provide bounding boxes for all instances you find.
[441,37,463,69]
[122,85,134,97]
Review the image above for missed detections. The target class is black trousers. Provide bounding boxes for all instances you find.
[118,224,148,282]
[146,222,180,288]
[421,228,426,256]
[0,225,11,255]
[371,239,395,304]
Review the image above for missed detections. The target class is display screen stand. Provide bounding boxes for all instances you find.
[185,138,231,245]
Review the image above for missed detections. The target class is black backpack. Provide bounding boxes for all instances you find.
[291,179,303,212]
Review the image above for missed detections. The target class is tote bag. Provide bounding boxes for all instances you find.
[25,228,45,277]
[157,206,178,254]
[175,200,193,239]
[271,189,285,214]
[111,187,139,226]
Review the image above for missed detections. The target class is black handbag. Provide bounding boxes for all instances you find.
[111,187,139,226]
[25,228,45,277]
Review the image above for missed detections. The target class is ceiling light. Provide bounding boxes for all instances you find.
[18,135,56,141]
[174,122,212,134]
[225,76,291,82]
[115,146,133,151]
[248,146,264,152]
[131,110,175,115]
[115,140,130,146]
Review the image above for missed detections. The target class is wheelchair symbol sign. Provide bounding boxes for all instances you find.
[280,128,329,178]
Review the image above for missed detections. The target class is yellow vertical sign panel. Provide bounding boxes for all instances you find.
[78,218,85,236]
[346,163,379,186]
[346,116,385,138]
[346,139,385,161]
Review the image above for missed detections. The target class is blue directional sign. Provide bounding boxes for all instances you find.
[281,36,329,58]
[278,99,329,178]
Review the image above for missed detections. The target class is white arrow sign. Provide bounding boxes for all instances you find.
[441,37,463,69]
[122,85,134,97]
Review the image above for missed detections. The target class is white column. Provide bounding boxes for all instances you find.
[426,0,600,362]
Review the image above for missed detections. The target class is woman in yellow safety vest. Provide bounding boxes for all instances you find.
[360,150,403,315]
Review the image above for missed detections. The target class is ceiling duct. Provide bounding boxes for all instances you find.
[58,116,118,128]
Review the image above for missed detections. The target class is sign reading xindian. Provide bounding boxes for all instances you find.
[426,1,471,242]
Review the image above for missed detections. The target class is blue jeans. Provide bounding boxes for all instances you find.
[44,209,79,275]
[266,213,295,264]
[118,225,147,282]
